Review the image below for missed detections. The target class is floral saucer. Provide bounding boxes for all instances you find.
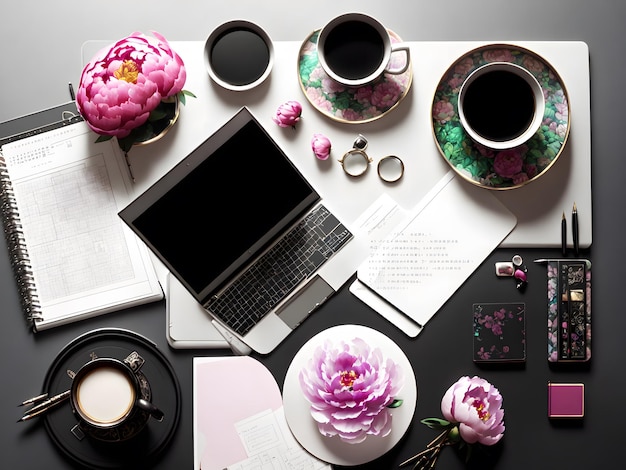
[297,30,413,123]
[432,43,571,189]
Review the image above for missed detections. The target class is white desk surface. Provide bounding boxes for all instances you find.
[85,40,591,249]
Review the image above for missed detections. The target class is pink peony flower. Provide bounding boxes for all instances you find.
[299,337,403,444]
[403,376,505,468]
[432,100,455,123]
[522,56,544,74]
[512,172,529,185]
[441,376,505,446]
[482,48,515,63]
[311,133,331,160]
[493,148,525,178]
[272,100,302,128]
[454,57,475,76]
[76,31,187,139]
[370,81,402,108]
[354,86,374,104]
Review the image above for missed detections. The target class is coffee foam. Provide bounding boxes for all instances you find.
[76,366,135,424]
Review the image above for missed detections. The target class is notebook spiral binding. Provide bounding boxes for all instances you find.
[0,154,42,327]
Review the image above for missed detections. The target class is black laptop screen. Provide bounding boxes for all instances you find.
[121,109,319,301]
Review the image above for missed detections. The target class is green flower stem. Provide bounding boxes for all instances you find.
[399,429,449,467]
[400,425,461,470]
[426,452,440,470]
[427,428,451,448]
[399,445,435,467]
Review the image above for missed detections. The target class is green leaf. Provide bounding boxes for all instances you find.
[176,90,197,106]
[420,417,451,429]
[178,89,196,106]
[148,109,168,122]
[133,123,155,142]
[387,399,403,408]
[117,137,134,153]
[95,135,113,143]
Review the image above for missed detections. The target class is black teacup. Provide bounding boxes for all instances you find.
[70,351,163,441]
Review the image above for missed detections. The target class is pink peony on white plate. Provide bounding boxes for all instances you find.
[283,325,417,466]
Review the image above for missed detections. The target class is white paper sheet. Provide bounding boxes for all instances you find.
[356,171,517,329]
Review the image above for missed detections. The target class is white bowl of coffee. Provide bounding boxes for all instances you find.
[458,62,545,150]
[204,20,274,91]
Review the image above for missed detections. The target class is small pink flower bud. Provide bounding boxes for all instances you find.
[272,100,302,128]
[311,133,331,160]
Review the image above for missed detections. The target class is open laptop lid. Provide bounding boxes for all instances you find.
[119,107,320,304]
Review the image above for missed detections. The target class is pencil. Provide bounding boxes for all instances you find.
[17,390,70,422]
[561,212,567,256]
[572,203,579,256]
[18,393,47,407]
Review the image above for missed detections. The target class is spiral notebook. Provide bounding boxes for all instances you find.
[0,113,162,331]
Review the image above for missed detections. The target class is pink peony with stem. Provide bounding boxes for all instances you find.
[299,337,403,444]
[401,376,505,469]
[440,375,505,445]
[76,31,187,138]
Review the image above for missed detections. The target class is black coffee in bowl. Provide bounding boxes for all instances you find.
[209,27,270,86]
[462,70,536,142]
[322,20,385,81]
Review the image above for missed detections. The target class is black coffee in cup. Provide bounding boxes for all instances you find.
[322,20,385,81]
[205,20,274,91]
[209,27,271,86]
[461,69,536,142]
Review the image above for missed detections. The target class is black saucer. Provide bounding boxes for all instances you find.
[42,328,181,469]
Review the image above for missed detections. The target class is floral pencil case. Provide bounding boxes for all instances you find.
[545,259,592,362]
[473,302,526,363]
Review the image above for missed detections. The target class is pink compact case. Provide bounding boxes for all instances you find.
[548,382,585,418]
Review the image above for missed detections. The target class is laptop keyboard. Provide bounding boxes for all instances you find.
[205,204,352,336]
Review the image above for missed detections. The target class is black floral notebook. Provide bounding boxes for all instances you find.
[473,302,526,363]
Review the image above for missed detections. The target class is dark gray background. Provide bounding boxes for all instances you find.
[0,1,621,468]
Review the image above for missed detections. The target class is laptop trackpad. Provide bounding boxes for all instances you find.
[277,275,335,329]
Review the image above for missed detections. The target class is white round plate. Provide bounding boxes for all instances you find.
[282,324,417,466]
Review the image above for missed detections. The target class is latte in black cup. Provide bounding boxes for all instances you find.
[76,365,136,425]
[70,355,164,440]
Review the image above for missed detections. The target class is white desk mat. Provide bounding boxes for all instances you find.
[83,39,591,248]
[81,39,591,347]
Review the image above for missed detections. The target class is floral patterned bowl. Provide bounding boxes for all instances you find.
[432,44,570,190]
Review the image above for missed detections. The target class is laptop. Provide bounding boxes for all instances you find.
[119,107,364,354]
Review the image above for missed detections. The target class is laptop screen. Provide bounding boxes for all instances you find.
[119,108,319,302]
